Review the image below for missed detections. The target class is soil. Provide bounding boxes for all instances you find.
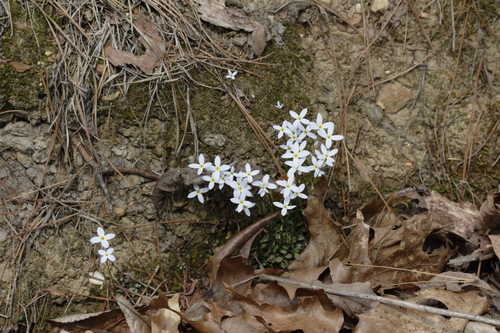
[0,0,499,331]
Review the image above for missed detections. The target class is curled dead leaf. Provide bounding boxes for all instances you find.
[424,191,484,242]
[207,212,278,287]
[104,14,167,74]
[288,178,345,271]
[481,192,500,231]
[8,61,32,72]
[149,294,181,333]
[194,0,268,56]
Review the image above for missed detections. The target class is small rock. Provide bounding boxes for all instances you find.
[0,229,7,243]
[371,0,389,12]
[119,126,140,138]
[203,134,227,148]
[376,82,415,113]
[113,207,126,217]
[112,145,127,157]
[16,152,32,168]
[120,217,134,226]
[465,322,497,333]
[88,271,105,286]
[126,146,141,160]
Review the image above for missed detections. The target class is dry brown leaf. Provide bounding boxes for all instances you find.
[207,212,278,288]
[288,179,344,271]
[233,290,344,333]
[347,212,372,267]
[368,216,451,286]
[8,61,32,72]
[488,234,500,260]
[48,309,130,332]
[220,313,269,333]
[183,302,227,333]
[417,271,497,294]
[281,266,329,299]
[249,281,294,308]
[355,289,488,333]
[448,245,494,268]
[194,0,268,56]
[213,257,255,299]
[424,191,484,244]
[481,192,500,231]
[116,295,150,333]
[324,281,378,316]
[149,294,181,333]
[104,14,166,74]
[330,212,451,287]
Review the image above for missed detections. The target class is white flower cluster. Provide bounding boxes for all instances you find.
[187,108,344,216]
[90,227,116,264]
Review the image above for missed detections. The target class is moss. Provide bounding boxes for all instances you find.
[0,1,53,110]
[252,208,308,269]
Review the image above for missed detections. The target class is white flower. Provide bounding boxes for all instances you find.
[318,126,344,148]
[282,141,309,160]
[225,69,238,80]
[209,156,230,179]
[273,120,293,139]
[228,177,253,199]
[279,138,296,154]
[187,185,209,203]
[303,123,318,139]
[310,156,325,177]
[276,176,296,199]
[230,196,255,216]
[98,248,116,264]
[289,108,310,126]
[223,166,237,183]
[90,227,115,249]
[188,154,212,175]
[291,183,308,200]
[312,113,334,133]
[275,101,284,109]
[202,174,219,190]
[238,163,260,183]
[286,159,313,176]
[316,145,338,167]
[252,174,277,197]
[286,130,306,143]
[273,198,296,216]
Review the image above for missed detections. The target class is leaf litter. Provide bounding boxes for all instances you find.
[50,180,500,332]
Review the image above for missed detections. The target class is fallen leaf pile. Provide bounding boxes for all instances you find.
[50,180,500,332]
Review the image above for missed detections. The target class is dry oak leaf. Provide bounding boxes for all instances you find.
[104,14,166,74]
[417,271,497,294]
[231,289,344,333]
[355,289,488,333]
[424,191,484,243]
[287,178,345,271]
[194,0,268,56]
[148,294,181,333]
[330,212,452,287]
[481,192,500,231]
[8,61,32,72]
[48,308,135,333]
[488,234,500,261]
